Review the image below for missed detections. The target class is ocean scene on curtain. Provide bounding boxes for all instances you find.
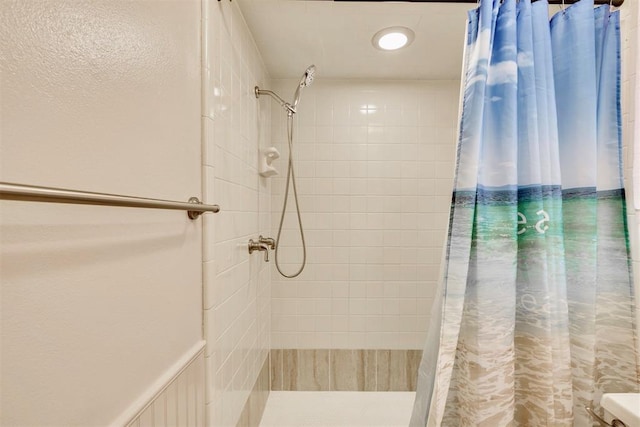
[410,0,639,426]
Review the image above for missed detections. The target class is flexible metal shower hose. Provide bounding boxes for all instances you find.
[274,113,306,278]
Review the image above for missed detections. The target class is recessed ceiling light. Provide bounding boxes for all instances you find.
[372,26,415,51]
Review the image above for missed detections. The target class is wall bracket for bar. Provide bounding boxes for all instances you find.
[187,197,208,219]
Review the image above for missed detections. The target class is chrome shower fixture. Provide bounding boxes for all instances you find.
[254,87,296,115]
[292,64,316,110]
[254,64,315,278]
[254,64,316,116]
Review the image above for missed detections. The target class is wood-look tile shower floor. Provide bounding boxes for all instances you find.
[259,391,416,427]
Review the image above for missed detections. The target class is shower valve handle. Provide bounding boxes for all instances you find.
[248,239,270,262]
[258,235,276,250]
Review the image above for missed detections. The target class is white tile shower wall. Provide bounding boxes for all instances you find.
[621,1,640,356]
[269,80,460,350]
[202,1,271,426]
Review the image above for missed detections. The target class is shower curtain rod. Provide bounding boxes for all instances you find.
[334,0,623,5]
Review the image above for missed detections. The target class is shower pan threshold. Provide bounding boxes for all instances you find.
[259,391,416,427]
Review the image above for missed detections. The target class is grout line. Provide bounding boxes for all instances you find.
[328,349,332,391]
[374,349,378,392]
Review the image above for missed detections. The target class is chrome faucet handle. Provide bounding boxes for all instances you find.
[248,238,270,262]
[258,235,276,250]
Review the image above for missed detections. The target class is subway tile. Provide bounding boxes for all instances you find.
[331,314,349,329]
[349,316,368,332]
[297,333,318,349]
[331,333,351,348]
[329,265,348,281]
[314,332,332,348]
[347,333,367,349]
[331,282,349,298]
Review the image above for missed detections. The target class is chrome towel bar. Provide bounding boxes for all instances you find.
[0,182,219,219]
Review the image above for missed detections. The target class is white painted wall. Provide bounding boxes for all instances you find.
[0,1,203,425]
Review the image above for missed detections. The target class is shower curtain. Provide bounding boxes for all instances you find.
[410,0,639,425]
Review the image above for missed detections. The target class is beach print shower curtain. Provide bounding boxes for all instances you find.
[410,0,639,425]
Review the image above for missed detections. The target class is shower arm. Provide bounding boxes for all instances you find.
[255,87,296,116]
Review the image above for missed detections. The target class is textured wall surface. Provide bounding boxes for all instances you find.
[0,1,202,425]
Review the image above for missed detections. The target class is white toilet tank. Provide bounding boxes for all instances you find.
[601,393,640,427]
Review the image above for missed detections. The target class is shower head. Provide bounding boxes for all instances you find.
[300,64,316,88]
[292,65,316,110]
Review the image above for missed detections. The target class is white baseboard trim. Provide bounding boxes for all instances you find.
[110,340,206,427]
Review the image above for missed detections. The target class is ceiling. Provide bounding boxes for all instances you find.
[236,1,474,80]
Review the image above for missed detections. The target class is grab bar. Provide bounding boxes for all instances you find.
[586,406,627,427]
[0,182,220,219]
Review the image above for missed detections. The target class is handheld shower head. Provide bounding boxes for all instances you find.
[300,64,316,87]
[292,64,316,109]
